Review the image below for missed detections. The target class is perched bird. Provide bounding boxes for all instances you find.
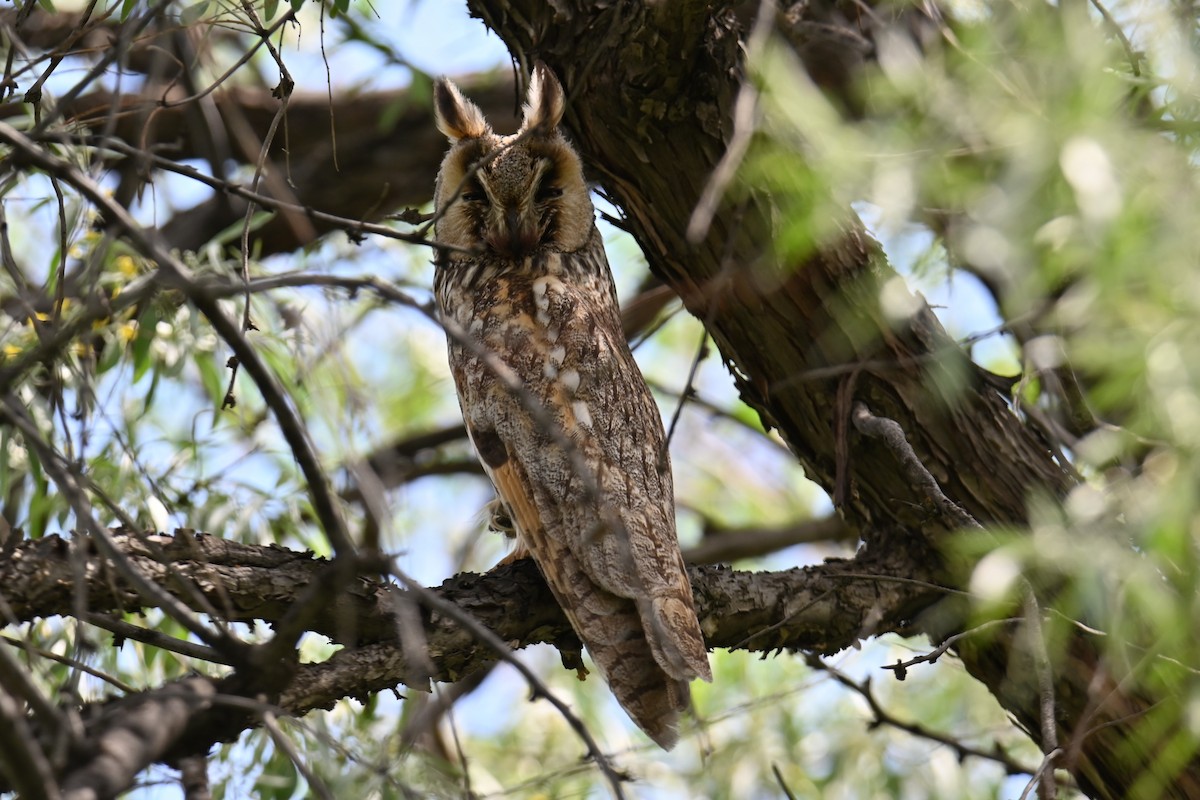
[431,63,712,749]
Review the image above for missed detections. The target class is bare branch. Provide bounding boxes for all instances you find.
[683,516,856,564]
[59,677,217,800]
[810,656,1048,779]
[0,529,947,662]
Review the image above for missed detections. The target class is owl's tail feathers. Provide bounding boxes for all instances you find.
[587,594,711,750]
[598,636,694,750]
[570,594,704,749]
[640,594,714,684]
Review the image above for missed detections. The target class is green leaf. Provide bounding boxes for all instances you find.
[131,308,160,384]
[194,351,225,408]
[179,1,211,25]
[26,450,50,539]
[120,0,139,21]
[213,210,274,246]
[264,0,278,19]
[36,0,55,13]
[141,367,161,416]
[96,332,123,374]
[289,0,305,11]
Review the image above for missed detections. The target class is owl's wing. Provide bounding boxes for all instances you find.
[560,325,712,684]
[470,423,695,750]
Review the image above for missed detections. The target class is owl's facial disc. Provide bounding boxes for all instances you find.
[474,151,556,259]
[485,206,539,258]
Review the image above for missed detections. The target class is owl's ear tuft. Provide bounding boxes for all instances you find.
[521,62,565,134]
[434,78,490,141]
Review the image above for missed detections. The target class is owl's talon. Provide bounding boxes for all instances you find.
[484,497,515,537]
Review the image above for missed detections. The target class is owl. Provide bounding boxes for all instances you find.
[431,63,712,749]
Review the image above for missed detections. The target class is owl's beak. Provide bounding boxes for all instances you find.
[487,208,540,258]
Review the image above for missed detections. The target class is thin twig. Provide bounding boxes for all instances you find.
[1086,0,1140,77]
[440,684,475,800]
[663,326,710,449]
[50,132,453,247]
[881,618,1020,681]
[1023,590,1059,799]
[772,764,798,800]
[29,0,174,136]
[262,712,335,800]
[84,613,235,666]
[811,655,1044,778]
[385,558,630,800]
[0,634,137,693]
[1019,748,1065,800]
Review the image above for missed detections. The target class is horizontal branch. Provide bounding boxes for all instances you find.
[4,79,519,255]
[685,516,857,564]
[1,528,945,767]
[3,530,942,654]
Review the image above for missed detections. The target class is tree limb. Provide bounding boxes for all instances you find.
[0,527,945,793]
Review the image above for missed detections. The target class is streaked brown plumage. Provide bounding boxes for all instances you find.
[431,63,711,748]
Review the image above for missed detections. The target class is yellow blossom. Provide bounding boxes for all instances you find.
[114,255,138,276]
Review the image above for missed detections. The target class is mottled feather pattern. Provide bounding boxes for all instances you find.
[432,64,711,749]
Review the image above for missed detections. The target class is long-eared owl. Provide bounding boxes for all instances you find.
[431,63,711,749]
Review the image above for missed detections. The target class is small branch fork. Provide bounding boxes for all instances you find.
[808,655,1048,780]
[881,618,1020,681]
[850,401,980,531]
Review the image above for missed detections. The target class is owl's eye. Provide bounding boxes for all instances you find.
[461,191,488,204]
[536,185,564,202]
